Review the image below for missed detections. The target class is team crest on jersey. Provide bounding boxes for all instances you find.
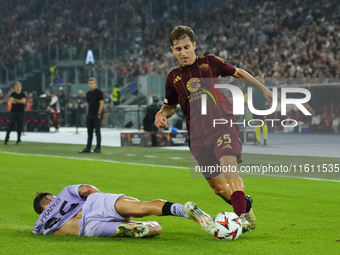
[199,63,209,72]
[174,76,181,83]
[187,78,201,92]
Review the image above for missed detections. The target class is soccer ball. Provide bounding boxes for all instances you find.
[213,212,242,241]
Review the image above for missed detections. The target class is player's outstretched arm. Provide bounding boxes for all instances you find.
[154,104,177,129]
[78,185,100,198]
[232,68,272,104]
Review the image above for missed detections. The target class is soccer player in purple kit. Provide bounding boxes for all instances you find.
[154,26,273,233]
[33,184,216,237]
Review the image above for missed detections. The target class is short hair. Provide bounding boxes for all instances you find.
[33,192,53,214]
[88,77,97,83]
[15,81,22,86]
[169,26,195,46]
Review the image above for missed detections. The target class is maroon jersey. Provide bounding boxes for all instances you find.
[164,54,236,138]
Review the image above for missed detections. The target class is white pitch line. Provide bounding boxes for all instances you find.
[0,151,339,183]
[170,157,182,160]
[126,154,135,156]
[145,155,158,158]
[0,151,187,169]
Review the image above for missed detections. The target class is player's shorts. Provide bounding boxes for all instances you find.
[190,124,243,179]
[78,193,129,237]
[252,114,267,120]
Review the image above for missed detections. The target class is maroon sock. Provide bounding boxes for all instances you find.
[231,191,246,216]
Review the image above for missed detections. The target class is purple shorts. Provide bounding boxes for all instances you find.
[78,193,129,237]
[190,124,243,179]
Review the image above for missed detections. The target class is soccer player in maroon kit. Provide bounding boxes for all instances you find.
[155,26,273,233]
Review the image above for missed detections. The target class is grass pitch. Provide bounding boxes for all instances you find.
[0,142,339,255]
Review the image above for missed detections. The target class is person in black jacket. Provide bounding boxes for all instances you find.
[79,78,104,153]
[143,96,162,132]
[4,82,26,145]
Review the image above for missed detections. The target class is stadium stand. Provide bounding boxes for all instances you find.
[0,0,339,132]
[1,0,340,78]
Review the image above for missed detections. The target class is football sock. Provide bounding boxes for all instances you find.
[226,197,250,212]
[231,191,246,216]
[263,123,268,140]
[162,202,189,218]
[255,126,261,142]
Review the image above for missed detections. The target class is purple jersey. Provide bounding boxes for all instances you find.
[33,185,85,235]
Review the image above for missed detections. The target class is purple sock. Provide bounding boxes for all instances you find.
[170,203,189,218]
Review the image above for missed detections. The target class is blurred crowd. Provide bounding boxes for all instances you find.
[2,0,340,80]
[267,101,340,134]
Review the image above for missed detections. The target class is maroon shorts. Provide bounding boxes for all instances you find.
[190,124,243,179]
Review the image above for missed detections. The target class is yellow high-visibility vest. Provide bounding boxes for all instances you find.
[113,87,120,102]
[50,66,56,73]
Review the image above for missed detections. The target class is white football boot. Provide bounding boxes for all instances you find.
[116,222,150,237]
[239,214,251,233]
[184,201,216,234]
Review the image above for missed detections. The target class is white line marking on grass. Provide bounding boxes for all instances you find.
[0,151,188,169]
[1,151,339,183]
[126,154,135,156]
[145,155,158,158]
[170,157,182,160]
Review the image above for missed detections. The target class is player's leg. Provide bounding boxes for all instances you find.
[219,155,255,232]
[206,175,233,203]
[115,196,166,217]
[220,155,245,193]
[114,220,162,238]
[208,126,256,232]
[219,156,246,217]
[205,157,246,216]
[80,219,161,238]
[115,196,215,234]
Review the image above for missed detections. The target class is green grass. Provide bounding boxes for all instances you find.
[0,142,339,255]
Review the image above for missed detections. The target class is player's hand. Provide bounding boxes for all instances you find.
[263,88,273,104]
[154,112,168,129]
